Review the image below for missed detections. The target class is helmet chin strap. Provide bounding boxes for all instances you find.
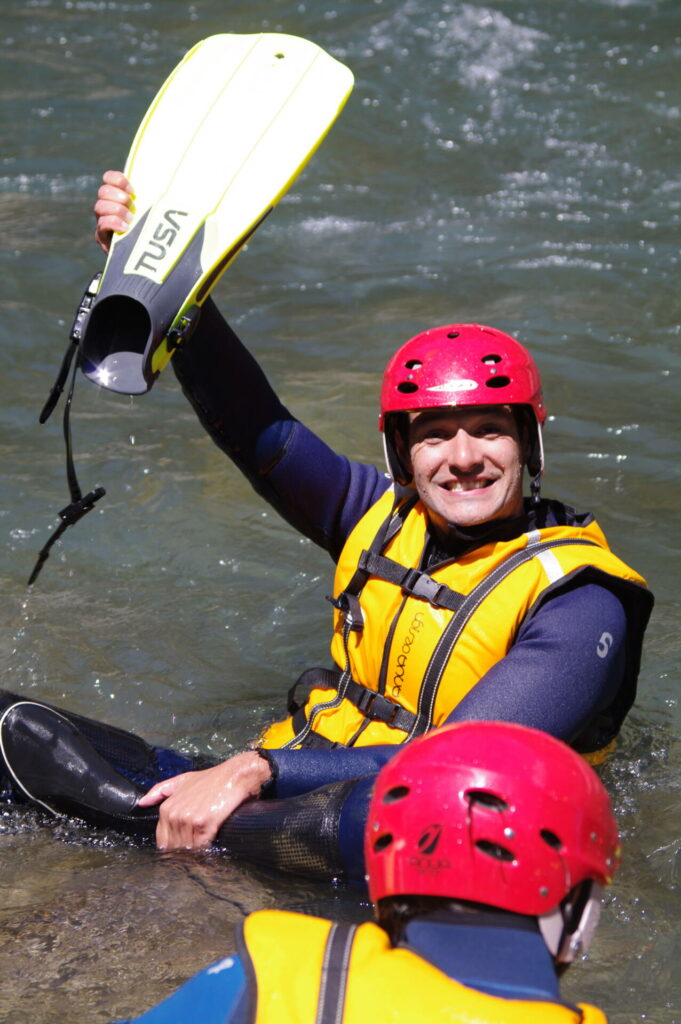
[539,882,603,964]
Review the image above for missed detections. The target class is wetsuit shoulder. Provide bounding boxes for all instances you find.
[448,580,628,745]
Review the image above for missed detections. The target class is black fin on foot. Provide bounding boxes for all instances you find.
[0,701,158,838]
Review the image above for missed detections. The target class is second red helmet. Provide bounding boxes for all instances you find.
[365,721,619,933]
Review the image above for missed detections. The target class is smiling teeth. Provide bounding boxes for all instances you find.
[445,480,489,492]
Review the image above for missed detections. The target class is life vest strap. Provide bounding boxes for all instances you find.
[316,921,357,1023]
[342,677,417,732]
[287,667,343,715]
[330,531,464,634]
[326,590,364,630]
[356,550,464,611]
[337,491,419,609]
[409,535,601,738]
[287,667,418,738]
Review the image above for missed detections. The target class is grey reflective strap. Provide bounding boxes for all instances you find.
[315,922,357,1024]
[408,536,601,739]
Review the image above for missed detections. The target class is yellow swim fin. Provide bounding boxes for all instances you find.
[77,33,354,395]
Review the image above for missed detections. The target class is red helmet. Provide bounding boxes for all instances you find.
[365,722,619,958]
[379,324,546,484]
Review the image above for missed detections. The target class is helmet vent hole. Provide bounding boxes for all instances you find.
[404,359,422,370]
[383,785,410,803]
[373,833,393,852]
[397,382,419,394]
[540,829,563,850]
[447,331,460,339]
[467,789,508,812]
[482,353,502,364]
[476,840,515,862]
[485,375,511,389]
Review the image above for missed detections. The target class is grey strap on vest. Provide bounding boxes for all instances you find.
[316,922,357,1024]
[407,535,600,739]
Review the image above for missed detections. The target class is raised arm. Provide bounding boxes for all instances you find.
[92,172,390,560]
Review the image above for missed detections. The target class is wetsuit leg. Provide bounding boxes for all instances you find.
[0,696,372,883]
[216,774,373,884]
[0,700,159,836]
[0,689,208,796]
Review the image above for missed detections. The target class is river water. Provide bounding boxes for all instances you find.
[0,0,679,1021]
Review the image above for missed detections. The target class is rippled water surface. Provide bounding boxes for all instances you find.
[1,1,679,1021]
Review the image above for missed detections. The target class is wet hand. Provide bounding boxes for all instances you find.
[137,751,272,851]
[94,170,135,253]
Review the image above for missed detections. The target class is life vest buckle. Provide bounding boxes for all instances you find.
[353,686,401,726]
[401,567,446,606]
[353,687,377,716]
[326,592,364,631]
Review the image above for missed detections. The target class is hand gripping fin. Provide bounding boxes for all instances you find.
[76,32,354,395]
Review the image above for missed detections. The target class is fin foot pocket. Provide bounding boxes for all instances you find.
[0,701,158,837]
[80,295,153,393]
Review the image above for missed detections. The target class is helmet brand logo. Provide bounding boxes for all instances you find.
[426,379,478,392]
[408,853,451,874]
[417,823,442,855]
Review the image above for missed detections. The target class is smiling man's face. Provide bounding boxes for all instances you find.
[405,404,527,534]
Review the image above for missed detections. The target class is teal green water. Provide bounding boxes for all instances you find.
[1,1,679,1021]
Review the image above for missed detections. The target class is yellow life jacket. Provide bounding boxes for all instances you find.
[260,491,651,753]
[238,909,607,1024]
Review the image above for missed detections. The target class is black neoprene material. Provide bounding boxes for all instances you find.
[0,697,369,883]
[0,701,159,835]
[216,777,362,881]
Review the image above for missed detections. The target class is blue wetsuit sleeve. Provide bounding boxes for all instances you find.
[172,299,389,559]
[267,745,396,799]
[264,581,627,797]
[115,954,248,1024]
[446,582,627,741]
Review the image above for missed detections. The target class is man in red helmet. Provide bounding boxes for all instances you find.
[109,722,621,1023]
[0,173,651,865]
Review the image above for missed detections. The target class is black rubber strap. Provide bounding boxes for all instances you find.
[39,338,78,425]
[28,350,105,585]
